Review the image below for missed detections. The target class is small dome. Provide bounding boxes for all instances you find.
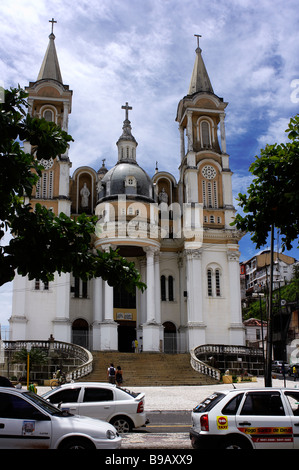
[99,161,154,202]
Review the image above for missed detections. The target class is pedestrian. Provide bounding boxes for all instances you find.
[293,365,298,381]
[116,366,123,386]
[15,378,22,389]
[134,339,138,353]
[107,363,116,384]
[281,363,286,387]
[28,383,37,393]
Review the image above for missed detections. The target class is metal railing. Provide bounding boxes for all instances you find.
[190,344,264,381]
[1,340,93,381]
[194,344,263,357]
[190,348,221,381]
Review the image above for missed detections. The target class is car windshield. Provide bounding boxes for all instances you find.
[193,393,225,412]
[24,391,71,416]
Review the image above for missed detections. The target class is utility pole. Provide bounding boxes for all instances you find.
[265,225,274,387]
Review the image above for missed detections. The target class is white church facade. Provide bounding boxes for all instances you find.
[9,29,245,353]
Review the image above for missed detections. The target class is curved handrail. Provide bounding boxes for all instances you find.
[190,348,221,381]
[2,340,93,381]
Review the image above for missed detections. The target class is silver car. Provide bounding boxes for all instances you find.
[43,382,147,433]
[0,387,121,449]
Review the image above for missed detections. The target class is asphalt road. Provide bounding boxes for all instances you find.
[140,411,191,434]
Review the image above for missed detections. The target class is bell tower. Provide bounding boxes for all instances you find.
[176,37,244,348]
[12,19,74,343]
[176,35,232,215]
[25,18,73,217]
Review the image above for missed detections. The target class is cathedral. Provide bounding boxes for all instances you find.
[9,27,245,353]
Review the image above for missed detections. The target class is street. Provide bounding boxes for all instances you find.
[140,411,191,433]
[121,411,192,449]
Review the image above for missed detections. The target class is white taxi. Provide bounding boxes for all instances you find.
[42,382,147,433]
[0,387,121,449]
[190,388,299,449]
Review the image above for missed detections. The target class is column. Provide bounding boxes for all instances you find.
[92,277,103,350]
[98,244,118,351]
[53,272,71,342]
[142,246,163,352]
[186,111,193,152]
[62,101,70,132]
[177,254,187,353]
[185,249,206,350]
[154,252,161,324]
[145,247,155,323]
[220,113,227,154]
[179,125,185,161]
[227,250,245,344]
[10,275,28,340]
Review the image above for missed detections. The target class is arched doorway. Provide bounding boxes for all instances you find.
[163,321,177,353]
[72,318,89,349]
[114,285,137,352]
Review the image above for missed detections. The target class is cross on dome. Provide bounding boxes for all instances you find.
[121,102,132,121]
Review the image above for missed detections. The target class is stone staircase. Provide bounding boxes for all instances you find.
[79,352,218,386]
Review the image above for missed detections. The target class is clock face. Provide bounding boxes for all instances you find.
[40,158,54,170]
[202,165,216,179]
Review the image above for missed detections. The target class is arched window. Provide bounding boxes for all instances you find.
[161,275,166,301]
[168,276,174,301]
[200,121,211,147]
[44,109,53,122]
[215,269,221,297]
[161,275,175,301]
[36,170,54,199]
[71,277,88,299]
[207,269,213,297]
[201,165,218,208]
[207,267,222,298]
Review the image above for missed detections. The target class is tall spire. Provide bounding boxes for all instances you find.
[188,35,213,95]
[116,102,138,162]
[37,19,63,83]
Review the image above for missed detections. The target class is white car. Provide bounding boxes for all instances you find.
[190,387,299,449]
[43,382,147,433]
[0,386,121,449]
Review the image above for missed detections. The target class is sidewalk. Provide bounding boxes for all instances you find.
[37,376,297,412]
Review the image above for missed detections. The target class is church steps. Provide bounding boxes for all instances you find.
[79,352,218,386]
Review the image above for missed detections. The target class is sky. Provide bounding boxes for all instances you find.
[0,0,298,331]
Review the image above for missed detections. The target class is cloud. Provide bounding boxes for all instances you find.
[257,117,290,147]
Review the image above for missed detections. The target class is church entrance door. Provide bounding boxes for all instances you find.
[72,318,89,349]
[114,284,137,352]
[118,321,136,352]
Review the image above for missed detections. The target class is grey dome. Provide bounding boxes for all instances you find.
[98,161,154,202]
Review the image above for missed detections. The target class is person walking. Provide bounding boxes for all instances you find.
[116,366,123,386]
[293,365,298,381]
[107,363,116,384]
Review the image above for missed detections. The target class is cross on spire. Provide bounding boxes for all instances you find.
[194,34,202,48]
[121,102,132,121]
[49,18,57,34]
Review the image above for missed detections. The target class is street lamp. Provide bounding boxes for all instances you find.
[26,343,31,389]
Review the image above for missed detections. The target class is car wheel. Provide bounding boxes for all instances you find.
[59,437,95,450]
[110,416,133,433]
[222,436,252,450]
[190,436,202,449]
